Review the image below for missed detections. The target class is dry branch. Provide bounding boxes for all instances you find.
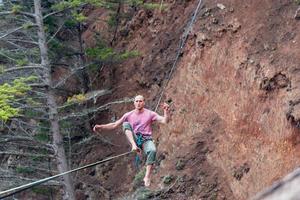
[3,65,47,73]
[0,151,54,158]
[0,26,24,39]
[58,89,112,110]
[59,97,133,121]
[53,62,98,89]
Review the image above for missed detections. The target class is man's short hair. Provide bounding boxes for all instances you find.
[134,95,144,101]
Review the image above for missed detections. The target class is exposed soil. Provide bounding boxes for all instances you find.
[74,0,300,199]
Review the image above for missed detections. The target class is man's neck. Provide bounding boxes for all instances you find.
[135,108,144,113]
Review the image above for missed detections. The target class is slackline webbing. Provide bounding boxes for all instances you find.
[0,151,132,199]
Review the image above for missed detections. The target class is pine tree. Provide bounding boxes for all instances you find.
[0,0,146,198]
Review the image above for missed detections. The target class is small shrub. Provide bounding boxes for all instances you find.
[162,174,175,185]
[0,65,5,74]
[136,188,156,200]
[16,59,28,66]
[133,168,146,186]
[48,39,64,52]
[22,22,35,29]
[31,186,51,195]
[129,0,143,7]
[67,93,86,104]
[118,50,140,60]
[34,133,49,142]
[86,46,115,60]
[12,5,22,14]
[143,3,167,10]
[51,1,71,11]
[64,19,77,28]
[16,166,34,174]
[107,12,118,27]
[72,12,87,23]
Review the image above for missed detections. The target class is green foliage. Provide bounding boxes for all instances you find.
[119,50,140,60]
[24,109,44,118]
[51,1,73,11]
[85,0,105,6]
[127,0,143,7]
[86,42,140,62]
[107,12,118,27]
[67,93,86,104]
[86,63,98,73]
[64,19,78,28]
[31,155,44,162]
[0,65,5,74]
[0,77,34,121]
[12,5,22,14]
[135,188,157,200]
[59,120,73,129]
[44,16,57,34]
[48,39,64,53]
[16,58,28,66]
[31,187,52,195]
[37,121,50,136]
[133,167,146,186]
[72,12,87,22]
[0,49,32,64]
[26,97,42,107]
[162,174,175,185]
[296,0,300,5]
[16,166,34,174]
[22,22,35,30]
[144,3,167,10]
[34,133,50,142]
[52,0,104,11]
[86,46,115,60]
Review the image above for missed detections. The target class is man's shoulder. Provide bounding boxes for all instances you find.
[124,110,135,116]
[144,108,157,115]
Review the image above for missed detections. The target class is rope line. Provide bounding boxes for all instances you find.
[0,151,132,199]
[154,0,203,112]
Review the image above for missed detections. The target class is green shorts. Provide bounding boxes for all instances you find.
[123,122,156,165]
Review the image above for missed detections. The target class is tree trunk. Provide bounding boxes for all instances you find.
[77,21,90,93]
[34,0,75,199]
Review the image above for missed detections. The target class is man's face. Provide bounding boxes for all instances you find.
[134,96,145,110]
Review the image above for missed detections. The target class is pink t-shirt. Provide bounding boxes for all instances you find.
[121,108,159,136]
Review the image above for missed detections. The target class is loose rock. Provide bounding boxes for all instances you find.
[217,3,226,10]
[295,7,300,19]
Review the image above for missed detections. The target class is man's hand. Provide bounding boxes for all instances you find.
[93,124,103,132]
[161,102,170,112]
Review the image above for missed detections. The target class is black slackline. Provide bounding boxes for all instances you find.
[0,151,132,199]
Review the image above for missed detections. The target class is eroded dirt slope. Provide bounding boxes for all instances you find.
[76,0,300,199]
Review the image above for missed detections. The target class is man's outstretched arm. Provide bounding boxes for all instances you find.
[156,103,170,124]
[93,118,123,132]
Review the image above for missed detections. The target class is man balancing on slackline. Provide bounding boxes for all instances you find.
[93,95,170,187]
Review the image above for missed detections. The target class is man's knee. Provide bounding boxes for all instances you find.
[145,142,156,165]
[122,122,132,133]
[146,149,156,165]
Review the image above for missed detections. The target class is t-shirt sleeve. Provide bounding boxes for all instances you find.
[120,112,129,122]
[150,111,159,122]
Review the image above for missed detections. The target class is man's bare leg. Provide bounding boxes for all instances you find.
[124,129,139,151]
[143,164,152,187]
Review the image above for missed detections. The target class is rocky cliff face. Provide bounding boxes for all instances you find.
[75,0,300,199]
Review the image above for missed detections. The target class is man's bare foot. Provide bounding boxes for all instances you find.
[143,177,151,187]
